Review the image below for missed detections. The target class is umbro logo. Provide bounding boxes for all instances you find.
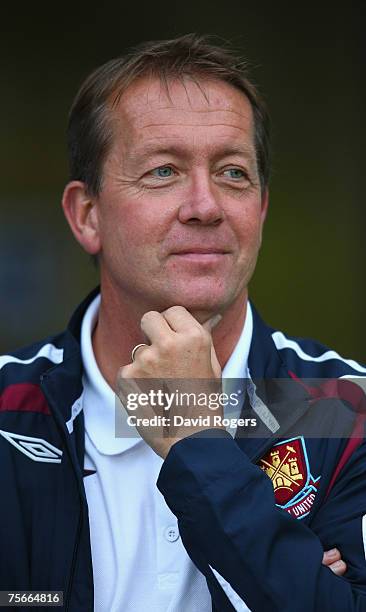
[0,430,63,463]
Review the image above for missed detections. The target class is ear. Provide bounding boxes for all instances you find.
[62,181,101,254]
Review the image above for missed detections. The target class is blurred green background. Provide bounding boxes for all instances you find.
[1,3,364,361]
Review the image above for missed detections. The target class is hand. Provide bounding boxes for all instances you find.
[122,306,222,379]
[116,306,223,458]
[322,548,347,576]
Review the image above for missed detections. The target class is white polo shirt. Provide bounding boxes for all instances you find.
[81,295,253,611]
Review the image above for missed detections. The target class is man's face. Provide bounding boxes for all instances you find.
[94,76,268,316]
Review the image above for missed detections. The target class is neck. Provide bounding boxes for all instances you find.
[92,279,248,391]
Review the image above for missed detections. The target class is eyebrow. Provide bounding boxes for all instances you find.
[129,142,256,164]
[211,145,256,161]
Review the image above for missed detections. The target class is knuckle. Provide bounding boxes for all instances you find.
[159,338,174,354]
[187,326,204,341]
[331,560,347,575]
[167,305,185,315]
[139,349,155,368]
[189,327,211,348]
[141,310,157,325]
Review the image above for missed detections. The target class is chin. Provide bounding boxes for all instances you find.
[186,309,221,324]
[147,277,245,317]
[160,293,228,318]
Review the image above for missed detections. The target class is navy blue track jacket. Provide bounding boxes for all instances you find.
[1,287,366,611]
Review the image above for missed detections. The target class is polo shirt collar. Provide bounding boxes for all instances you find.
[81,294,253,455]
[81,294,141,455]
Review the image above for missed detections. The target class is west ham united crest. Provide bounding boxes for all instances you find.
[258,436,321,519]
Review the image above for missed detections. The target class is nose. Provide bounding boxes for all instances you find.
[178,171,224,226]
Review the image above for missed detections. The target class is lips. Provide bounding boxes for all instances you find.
[169,248,230,264]
[171,248,230,255]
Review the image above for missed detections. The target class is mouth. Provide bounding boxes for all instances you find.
[173,248,229,254]
[170,249,230,263]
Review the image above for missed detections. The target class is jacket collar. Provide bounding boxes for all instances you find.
[40,288,101,472]
[41,287,101,417]
[42,288,311,464]
[64,289,290,381]
[248,304,289,379]
[240,304,311,460]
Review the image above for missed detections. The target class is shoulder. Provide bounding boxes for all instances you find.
[0,286,98,391]
[270,328,366,379]
[0,332,68,399]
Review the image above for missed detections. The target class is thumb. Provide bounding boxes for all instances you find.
[210,344,222,378]
[202,314,222,378]
[202,314,222,333]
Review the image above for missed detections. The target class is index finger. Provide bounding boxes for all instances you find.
[161,305,202,333]
[140,310,174,344]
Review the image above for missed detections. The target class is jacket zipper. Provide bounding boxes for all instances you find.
[41,374,86,611]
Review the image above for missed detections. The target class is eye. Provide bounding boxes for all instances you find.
[222,168,247,180]
[151,166,175,178]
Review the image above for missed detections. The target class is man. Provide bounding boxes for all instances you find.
[0,34,365,611]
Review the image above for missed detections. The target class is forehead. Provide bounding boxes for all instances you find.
[110,76,256,154]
